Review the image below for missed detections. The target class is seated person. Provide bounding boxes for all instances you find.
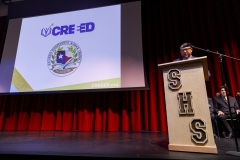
[208,97,219,138]
[213,86,240,138]
[236,91,240,106]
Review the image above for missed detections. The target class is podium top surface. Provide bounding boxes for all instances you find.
[158,56,209,81]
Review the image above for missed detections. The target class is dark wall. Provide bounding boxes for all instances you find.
[8,0,137,19]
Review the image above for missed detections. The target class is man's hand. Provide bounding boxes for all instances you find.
[236,110,240,114]
[218,111,224,116]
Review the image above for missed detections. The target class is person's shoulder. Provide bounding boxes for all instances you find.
[213,96,219,99]
[229,96,236,100]
[213,96,221,101]
[173,58,183,62]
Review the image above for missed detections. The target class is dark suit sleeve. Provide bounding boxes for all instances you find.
[209,97,217,114]
[234,98,239,110]
[213,97,219,113]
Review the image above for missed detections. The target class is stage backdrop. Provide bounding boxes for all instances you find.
[0,0,240,131]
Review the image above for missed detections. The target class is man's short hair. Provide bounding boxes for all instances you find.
[220,85,229,94]
[220,85,227,90]
[180,43,192,49]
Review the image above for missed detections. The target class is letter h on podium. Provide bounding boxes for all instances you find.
[177,92,194,115]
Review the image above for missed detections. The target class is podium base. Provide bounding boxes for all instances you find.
[169,144,218,154]
[226,151,240,156]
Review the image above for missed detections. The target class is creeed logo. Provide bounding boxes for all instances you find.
[47,40,82,77]
[41,22,95,37]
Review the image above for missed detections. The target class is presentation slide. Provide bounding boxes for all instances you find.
[11,4,121,92]
[0,1,146,94]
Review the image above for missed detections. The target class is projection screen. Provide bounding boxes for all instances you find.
[0,0,147,94]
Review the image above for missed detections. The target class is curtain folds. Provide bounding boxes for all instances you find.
[0,0,240,131]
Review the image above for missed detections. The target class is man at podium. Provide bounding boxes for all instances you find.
[158,47,218,153]
[174,42,211,77]
[174,42,195,61]
[158,46,218,153]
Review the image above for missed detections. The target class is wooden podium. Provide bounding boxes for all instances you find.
[158,56,218,154]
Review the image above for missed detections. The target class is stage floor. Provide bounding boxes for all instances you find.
[0,131,240,160]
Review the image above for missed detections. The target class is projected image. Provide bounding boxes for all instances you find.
[0,1,145,94]
[10,4,121,92]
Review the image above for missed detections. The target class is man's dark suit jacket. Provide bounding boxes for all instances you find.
[213,96,239,115]
[236,96,240,106]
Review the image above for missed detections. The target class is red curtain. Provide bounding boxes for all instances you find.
[0,0,240,131]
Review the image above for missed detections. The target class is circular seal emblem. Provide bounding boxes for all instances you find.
[47,40,82,77]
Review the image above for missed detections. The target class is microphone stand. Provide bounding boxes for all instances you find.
[192,45,240,156]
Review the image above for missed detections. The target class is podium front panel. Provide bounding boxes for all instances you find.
[159,58,217,154]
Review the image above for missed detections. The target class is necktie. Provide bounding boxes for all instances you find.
[224,98,228,103]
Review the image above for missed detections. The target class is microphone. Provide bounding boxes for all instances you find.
[190,44,195,48]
